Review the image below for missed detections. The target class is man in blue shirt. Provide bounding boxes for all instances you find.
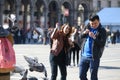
[79,14,107,80]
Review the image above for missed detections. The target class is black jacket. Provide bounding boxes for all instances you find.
[80,23,107,59]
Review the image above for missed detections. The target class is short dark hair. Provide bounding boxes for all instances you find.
[89,14,100,21]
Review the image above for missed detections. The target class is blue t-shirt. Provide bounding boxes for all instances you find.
[82,28,98,58]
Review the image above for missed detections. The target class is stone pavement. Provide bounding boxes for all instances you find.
[10,43,120,80]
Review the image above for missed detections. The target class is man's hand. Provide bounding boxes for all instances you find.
[89,32,96,39]
[83,29,90,34]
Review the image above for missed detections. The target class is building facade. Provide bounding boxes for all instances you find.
[93,0,120,12]
[0,0,120,30]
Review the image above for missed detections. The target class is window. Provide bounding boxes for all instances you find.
[118,1,120,7]
[97,1,101,10]
[108,1,111,7]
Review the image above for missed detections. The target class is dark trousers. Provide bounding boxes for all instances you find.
[69,47,76,65]
[79,57,100,80]
[50,50,67,80]
[69,42,80,66]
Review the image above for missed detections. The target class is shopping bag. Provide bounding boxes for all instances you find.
[0,38,16,73]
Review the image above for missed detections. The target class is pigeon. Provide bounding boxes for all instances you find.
[20,69,38,80]
[24,56,47,78]
[20,69,28,80]
[12,65,26,76]
[20,68,48,80]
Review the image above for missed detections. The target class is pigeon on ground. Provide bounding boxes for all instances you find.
[12,65,26,76]
[24,56,47,78]
[20,69,38,80]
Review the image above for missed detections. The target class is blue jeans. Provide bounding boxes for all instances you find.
[79,57,100,80]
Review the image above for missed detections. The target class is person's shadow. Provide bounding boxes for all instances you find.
[100,66,120,69]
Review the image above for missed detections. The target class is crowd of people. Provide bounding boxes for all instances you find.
[3,20,54,45]
[105,26,120,47]
[3,18,120,46]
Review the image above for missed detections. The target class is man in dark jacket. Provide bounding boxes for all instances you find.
[79,14,107,80]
